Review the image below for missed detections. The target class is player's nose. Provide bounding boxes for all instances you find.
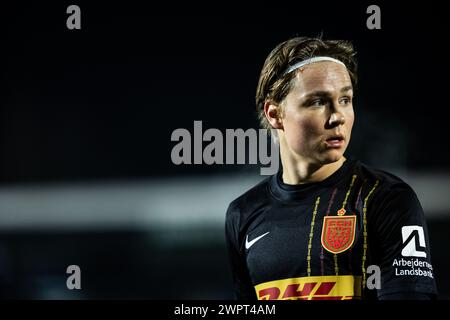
[328,112,345,127]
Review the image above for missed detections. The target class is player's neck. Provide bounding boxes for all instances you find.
[281,154,346,185]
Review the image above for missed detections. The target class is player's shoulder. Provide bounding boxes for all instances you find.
[356,160,418,201]
[226,176,272,221]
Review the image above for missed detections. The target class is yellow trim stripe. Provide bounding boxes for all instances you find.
[361,180,379,287]
[307,197,320,277]
[341,174,358,211]
[334,175,357,274]
[334,254,339,275]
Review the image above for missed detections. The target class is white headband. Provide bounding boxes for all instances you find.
[282,56,346,76]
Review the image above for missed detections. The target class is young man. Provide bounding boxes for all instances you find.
[225,37,437,300]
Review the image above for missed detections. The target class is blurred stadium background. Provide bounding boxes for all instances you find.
[2,2,449,299]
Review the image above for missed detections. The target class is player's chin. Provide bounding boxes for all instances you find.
[320,148,345,164]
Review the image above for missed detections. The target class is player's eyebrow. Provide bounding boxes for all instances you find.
[303,85,353,99]
[340,85,353,93]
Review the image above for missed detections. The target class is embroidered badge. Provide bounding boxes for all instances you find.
[321,215,357,254]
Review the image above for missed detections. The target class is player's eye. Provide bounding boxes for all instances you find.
[339,97,352,105]
[308,99,326,107]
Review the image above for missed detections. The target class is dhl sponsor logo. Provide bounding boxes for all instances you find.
[255,275,361,300]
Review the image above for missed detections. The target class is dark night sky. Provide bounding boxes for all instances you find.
[2,1,449,184]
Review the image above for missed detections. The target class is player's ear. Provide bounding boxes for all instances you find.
[264,101,283,130]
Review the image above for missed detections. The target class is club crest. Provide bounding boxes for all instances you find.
[321,215,357,254]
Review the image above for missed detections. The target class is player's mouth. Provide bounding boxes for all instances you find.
[325,134,345,148]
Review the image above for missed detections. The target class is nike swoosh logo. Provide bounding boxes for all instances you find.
[245,231,270,250]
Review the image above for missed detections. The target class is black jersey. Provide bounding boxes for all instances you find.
[225,158,437,300]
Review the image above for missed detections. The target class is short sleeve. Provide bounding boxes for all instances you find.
[225,202,257,300]
[369,183,438,299]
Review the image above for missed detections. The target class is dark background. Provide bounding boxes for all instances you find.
[1,1,449,299]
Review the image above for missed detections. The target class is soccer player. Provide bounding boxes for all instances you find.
[225,37,437,300]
